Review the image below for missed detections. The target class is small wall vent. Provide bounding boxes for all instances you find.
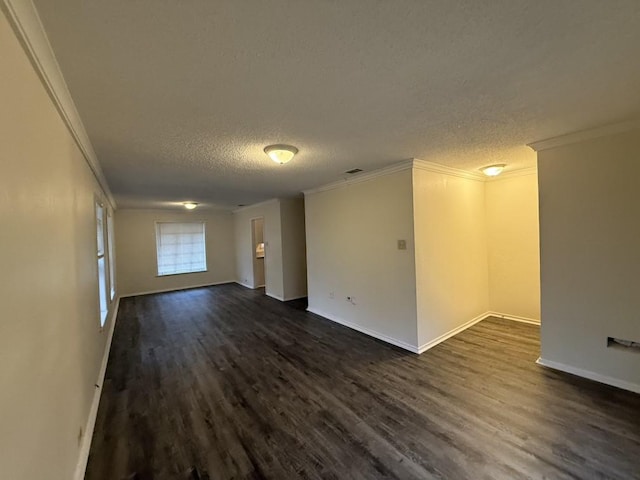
[607,337,640,353]
[345,168,363,174]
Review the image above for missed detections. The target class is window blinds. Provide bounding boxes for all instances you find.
[155,222,207,276]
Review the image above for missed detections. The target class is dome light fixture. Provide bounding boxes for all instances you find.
[480,164,506,177]
[264,144,298,165]
[183,202,198,210]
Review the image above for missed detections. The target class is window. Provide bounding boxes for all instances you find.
[155,222,207,276]
[96,202,108,326]
[107,211,116,300]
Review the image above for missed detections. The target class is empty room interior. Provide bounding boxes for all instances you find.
[2,1,640,479]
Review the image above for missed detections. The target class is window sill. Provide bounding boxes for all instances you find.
[156,270,208,278]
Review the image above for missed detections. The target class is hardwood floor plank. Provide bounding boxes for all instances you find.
[85,284,640,479]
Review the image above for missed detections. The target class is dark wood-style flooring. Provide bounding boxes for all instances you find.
[86,284,640,480]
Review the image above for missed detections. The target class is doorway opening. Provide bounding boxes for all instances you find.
[251,217,265,288]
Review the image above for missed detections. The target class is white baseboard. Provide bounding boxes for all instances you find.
[303,308,540,355]
[487,311,541,325]
[265,292,307,302]
[283,294,308,302]
[416,310,540,354]
[306,307,420,353]
[74,296,120,480]
[120,280,235,298]
[235,281,267,289]
[417,312,492,354]
[536,357,640,394]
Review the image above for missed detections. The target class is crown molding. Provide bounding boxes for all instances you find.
[415,159,536,182]
[303,159,415,195]
[412,158,486,182]
[2,0,116,209]
[232,198,279,214]
[527,120,640,152]
[304,158,500,196]
[485,166,537,181]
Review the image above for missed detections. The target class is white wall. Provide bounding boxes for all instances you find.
[485,173,541,321]
[413,167,490,348]
[114,209,236,296]
[538,129,640,390]
[233,200,284,298]
[0,11,117,479]
[280,197,308,300]
[305,169,419,350]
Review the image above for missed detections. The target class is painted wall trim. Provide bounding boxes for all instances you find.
[485,167,537,181]
[417,312,491,353]
[119,280,235,298]
[536,357,640,395]
[304,158,536,196]
[266,292,285,302]
[527,120,640,152]
[235,281,256,289]
[303,160,414,195]
[73,297,120,480]
[487,311,541,325]
[1,0,116,209]
[283,294,308,302]
[412,158,486,182]
[264,292,306,302]
[232,198,279,214]
[307,307,420,353]
[304,310,538,355]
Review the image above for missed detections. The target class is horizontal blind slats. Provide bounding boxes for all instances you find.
[156,222,207,276]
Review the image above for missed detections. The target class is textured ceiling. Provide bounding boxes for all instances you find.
[33,0,640,209]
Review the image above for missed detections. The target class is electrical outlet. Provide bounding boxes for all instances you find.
[329,292,334,299]
[397,239,407,250]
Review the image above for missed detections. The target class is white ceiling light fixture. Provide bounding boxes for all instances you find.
[480,164,506,177]
[264,144,298,165]
[183,202,198,210]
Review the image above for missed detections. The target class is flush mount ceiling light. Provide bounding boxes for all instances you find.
[183,202,198,210]
[480,164,507,177]
[264,144,298,165]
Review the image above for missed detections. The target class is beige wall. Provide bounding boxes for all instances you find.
[233,198,307,301]
[0,11,117,480]
[305,170,419,350]
[233,200,284,298]
[304,165,540,352]
[413,167,490,348]
[252,217,265,287]
[538,129,640,390]
[486,173,541,321]
[115,209,236,296]
[280,197,308,300]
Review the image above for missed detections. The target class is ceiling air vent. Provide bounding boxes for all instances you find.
[345,168,363,174]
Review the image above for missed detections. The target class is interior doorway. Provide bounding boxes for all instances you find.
[251,217,265,288]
